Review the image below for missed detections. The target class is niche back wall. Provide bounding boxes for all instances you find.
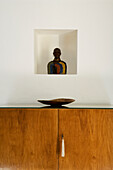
[0,0,113,105]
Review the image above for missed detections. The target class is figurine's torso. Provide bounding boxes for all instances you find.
[47,60,67,74]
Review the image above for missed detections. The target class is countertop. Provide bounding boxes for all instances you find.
[0,103,113,109]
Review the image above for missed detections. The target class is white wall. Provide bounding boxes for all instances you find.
[0,0,113,106]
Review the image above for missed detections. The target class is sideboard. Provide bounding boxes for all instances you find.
[0,108,113,170]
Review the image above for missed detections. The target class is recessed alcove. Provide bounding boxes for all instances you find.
[34,29,77,74]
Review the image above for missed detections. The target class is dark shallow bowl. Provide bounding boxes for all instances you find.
[37,98,75,106]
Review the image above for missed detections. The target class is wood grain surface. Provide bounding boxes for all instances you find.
[59,109,113,170]
[0,108,58,170]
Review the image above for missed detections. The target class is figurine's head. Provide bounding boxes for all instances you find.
[53,48,61,59]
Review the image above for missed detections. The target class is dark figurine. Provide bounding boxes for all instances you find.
[47,48,67,74]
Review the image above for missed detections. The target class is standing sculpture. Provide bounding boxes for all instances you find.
[47,48,67,74]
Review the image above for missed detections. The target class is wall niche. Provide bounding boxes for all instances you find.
[34,29,77,74]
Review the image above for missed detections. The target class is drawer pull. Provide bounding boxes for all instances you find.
[61,134,65,157]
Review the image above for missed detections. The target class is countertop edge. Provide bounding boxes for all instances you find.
[0,105,113,109]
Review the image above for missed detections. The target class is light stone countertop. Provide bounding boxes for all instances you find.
[0,103,113,109]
